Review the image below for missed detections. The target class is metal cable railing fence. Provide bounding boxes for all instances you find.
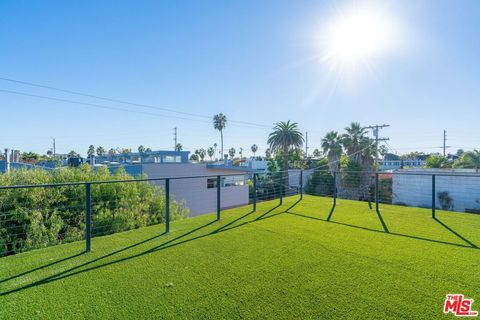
[303,169,480,216]
[1,169,479,257]
[0,172,296,256]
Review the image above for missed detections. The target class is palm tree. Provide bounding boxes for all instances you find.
[321,131,343,173]
[265,148,272,159]
[251,144,258,157]
[213,113,227,157]
[207,147,215,161]
[213,143,218,160]
[87,145,95,157]
[96,146,106,156]
[426,154,450,168]
[175,143,183,151]
[198,148,206,162]
[267,121,304,172]
[68,150,79,158]
[456,150,480,172]
[341,122,367,162]
[378,145,389,159]
[359,138,376,171]
[138,145,146,154]
[228,147,236,159]
[312,149,322,158]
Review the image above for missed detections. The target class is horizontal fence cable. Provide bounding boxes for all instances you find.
[2,170,479,257]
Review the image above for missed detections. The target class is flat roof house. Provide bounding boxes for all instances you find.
[106,154,256,217]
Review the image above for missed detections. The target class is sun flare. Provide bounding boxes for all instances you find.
[320,6,400,69]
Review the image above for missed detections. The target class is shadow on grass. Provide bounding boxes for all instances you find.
[375,208,390,233]
[213,209,255,234]
[284,199,302,213]
[0,202,289,297]
[433,217,478,249]
[326,200,336,221]
[287,211,479,251]
[0,252,84,285]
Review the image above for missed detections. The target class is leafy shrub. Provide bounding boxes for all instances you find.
[0,165,188,256]
[341,161,363,189]
[369,176,392,204]
[305,170,334,196]
[437,191,454,211]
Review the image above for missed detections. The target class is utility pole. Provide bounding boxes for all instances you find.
[443,130,446,157]
[52,138,56,159]
[305,131,308,158]
[173,127,177,150]
[365,124,390,170]
[364,124,390,212]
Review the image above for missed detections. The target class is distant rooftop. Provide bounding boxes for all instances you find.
[94,150,190,165]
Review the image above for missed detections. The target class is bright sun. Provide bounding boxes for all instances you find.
[321,6,399,69]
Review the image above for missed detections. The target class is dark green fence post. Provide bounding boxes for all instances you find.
[300,170,303,200]
[375,172,380,212]
[217,175,221,221]
[165,178,170,233]
[279,172,283,205]
[333,171,337,206]
[253,173,257,212]
[432,174,436,218]
[85,183,91,253]
[327,172,337,221]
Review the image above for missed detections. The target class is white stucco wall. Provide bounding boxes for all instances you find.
[392,170,480,212]
[142,163,249,216]
[287,169,314,188]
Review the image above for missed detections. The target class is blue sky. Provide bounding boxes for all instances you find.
[1,0,479,157]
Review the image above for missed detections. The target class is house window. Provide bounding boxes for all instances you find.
[207,176,245,188]
[163,155,181,163]
[207,178,217,188]
[222,175,245,187]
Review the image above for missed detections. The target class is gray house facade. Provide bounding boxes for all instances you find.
[136,163,250,216]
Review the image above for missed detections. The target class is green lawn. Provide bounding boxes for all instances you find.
[1,195,479,319]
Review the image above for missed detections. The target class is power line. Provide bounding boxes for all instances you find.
[0,88,271,129]
[0,76,271,128]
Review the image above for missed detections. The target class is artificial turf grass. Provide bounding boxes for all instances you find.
[1,195,479,319]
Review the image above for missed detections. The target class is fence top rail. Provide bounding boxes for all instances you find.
[392,172,480,178]
[299,169,480,178]
[0,173,253,190]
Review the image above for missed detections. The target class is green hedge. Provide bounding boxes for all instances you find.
[305,170,334,196]
[0,165,188,256]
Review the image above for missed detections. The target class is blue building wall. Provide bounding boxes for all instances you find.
[107,164,144,177]
[0,160,54,173]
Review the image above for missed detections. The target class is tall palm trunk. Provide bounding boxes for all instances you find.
[328,155,341,196]
[220,130,224,158]
[283,145,289,196]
